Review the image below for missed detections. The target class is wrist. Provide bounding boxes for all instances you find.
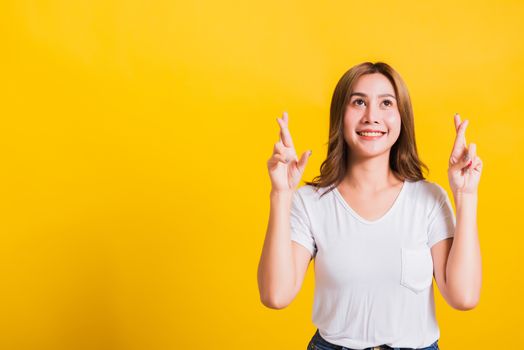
[453,189,478,202]
[270,189,294,199]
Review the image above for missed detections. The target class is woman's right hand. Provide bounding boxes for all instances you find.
[267,111,312,193]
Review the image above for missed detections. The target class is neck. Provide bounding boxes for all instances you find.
[343,151,401,193]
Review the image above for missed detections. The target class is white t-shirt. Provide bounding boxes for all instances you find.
[290,179,455,349]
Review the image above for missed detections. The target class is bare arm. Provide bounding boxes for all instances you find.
[257,190,295,309]
[257,111,313,309]
[434,113,483,310]
[445,192,481,309]
[257,189,313,309]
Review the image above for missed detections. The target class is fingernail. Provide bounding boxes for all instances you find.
[309,150,312,156]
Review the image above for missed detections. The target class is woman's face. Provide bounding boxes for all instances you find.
[343,73,401,159]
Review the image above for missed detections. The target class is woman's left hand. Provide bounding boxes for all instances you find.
[448,113,483,195]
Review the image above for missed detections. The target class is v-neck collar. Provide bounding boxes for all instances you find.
[333,180,409,225]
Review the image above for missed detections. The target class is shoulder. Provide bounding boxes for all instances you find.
[293,185,333,225]
[408,180,453,215]
[296,184,332,202]
[408,179,448,200]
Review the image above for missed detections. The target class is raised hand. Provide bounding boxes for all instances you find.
[267,112,312,193]
[448,113,483,195]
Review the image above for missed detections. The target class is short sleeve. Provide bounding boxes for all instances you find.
[427,185,456,248]
[290,190,317,259]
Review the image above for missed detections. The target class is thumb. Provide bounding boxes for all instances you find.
[297,149,312,173]
[452,148,472,171]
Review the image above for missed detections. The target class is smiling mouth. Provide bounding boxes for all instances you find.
[356,131,387,136]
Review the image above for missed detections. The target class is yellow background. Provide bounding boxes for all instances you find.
[1,0,522,349]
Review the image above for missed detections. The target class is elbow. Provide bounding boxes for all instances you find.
[452,296,480,311]
[260,294,290,310]
[258,287,292,310]
[257,268,294,310]
[444,281,481,311]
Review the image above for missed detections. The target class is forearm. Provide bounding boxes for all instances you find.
[257,190,296,309]
[446,191,482,308]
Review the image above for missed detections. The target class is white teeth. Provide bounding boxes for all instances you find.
[358,132,384,136]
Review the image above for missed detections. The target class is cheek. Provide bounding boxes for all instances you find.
[343,114,358,131]
[385,113,401,131]
[343,109,358,122]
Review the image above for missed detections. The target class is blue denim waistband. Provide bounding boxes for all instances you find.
[309,329,439,350]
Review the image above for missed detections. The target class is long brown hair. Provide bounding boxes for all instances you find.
[304,61,428,197]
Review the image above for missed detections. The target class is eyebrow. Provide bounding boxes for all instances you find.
[349,92,397,99]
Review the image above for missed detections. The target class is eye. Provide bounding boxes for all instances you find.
[383,99,393,107]
[353,98,365,106]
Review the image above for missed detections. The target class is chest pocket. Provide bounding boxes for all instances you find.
[400,246,434,293]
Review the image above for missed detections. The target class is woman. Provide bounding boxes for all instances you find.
[257,62,483,350]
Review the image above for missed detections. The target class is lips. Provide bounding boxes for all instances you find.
[356,128,386,132]
[356,130,387,136]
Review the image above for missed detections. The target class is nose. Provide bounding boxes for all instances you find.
[362,101,381,124]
